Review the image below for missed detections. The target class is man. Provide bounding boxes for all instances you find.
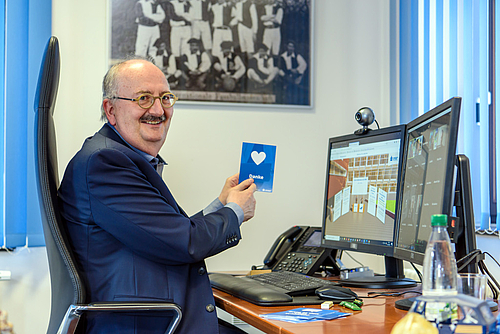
[213,41,246,91]
[58,58,256,333]
[278,40,308,104]
[180,37,212,89]
[153,39,170,72]
[229,0,258,63]
[211,0,233,59]
[260,0,284,57]
[135,0,166,58]
[153,39,185,89]
[278,40,307,86]
[189,0,213,56]
[247,42,279,91]
[168,0,192,57]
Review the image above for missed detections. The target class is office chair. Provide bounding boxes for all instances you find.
[34,36,182,334]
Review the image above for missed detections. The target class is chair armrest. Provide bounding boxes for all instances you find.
[58,302,182,334]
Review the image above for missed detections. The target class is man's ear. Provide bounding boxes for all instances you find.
[102,99,117,125]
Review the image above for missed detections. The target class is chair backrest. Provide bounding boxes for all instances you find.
[34,36,86,334]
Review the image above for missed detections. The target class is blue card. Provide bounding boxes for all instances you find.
[239,142,276,193]
[259,308,351,323]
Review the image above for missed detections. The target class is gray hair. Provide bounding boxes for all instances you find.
[100,55,157,121]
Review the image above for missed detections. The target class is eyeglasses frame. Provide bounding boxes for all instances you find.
[112,92,178,109]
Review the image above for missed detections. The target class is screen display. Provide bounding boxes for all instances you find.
[393,97,461,265]
[321,126,405,256]
[303,230,322,247]
[397,108,454,253]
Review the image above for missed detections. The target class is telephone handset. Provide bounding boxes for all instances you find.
[263,225,303,268]
[262,226,337,276]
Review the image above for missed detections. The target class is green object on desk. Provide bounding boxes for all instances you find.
[340,301,362,311]
[353,299,364,307]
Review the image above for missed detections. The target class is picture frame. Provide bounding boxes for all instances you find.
[109,0,313,107]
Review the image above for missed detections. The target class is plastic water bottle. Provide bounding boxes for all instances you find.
[421,214,458,323]
[422,214,458,295]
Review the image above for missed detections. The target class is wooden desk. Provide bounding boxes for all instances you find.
[213,287,422,334]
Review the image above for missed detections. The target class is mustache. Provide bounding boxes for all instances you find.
[140,114,167,122]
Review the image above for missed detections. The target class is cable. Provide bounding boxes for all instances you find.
[479,260,499,300]
[250,265,265,270]
[359,290,421,299]
[480,252,500,299]
[374,119,380,129]
[456,249,482,264]
[483,251,500,268]
[328,251,342,268]
[455,250,500,300]
[456,249,483,272]
[343,251,364,267]
[478,252,500,297]
[409,262,423,283]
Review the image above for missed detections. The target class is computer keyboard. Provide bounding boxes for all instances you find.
[209,271,339,306]
[246,271,338,296]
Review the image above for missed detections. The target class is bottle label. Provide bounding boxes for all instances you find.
[424,302,458,323]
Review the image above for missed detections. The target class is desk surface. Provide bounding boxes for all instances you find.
[213,287,500,334]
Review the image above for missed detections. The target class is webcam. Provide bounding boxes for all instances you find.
[354,107,379,135]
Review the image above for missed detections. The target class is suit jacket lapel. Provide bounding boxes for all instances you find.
[98,124,187,217]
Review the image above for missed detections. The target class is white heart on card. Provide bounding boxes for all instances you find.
[251,151,266,165]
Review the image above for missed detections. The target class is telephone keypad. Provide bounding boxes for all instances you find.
[277,252,320,273]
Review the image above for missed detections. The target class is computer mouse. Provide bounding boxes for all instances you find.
[315,286,358,302]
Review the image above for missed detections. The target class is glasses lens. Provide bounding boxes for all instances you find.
[137,94,154,108]
[161,93,176,107]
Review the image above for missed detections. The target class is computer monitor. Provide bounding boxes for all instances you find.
[393,97,462,265]
[391,98,495,311]
[320,125,416,288]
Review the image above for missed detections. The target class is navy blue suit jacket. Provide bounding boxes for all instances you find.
[58,124,241,333]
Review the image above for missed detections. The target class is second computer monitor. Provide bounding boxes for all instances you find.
[321,125,406,257]
[393,97,462,265]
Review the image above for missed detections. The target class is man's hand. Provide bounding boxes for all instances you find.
[218,173,240,205]
[226,178,257,222]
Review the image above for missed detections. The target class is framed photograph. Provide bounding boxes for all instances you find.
[109,0,313,107]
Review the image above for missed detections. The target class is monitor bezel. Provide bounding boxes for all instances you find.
[393,97,462,265]
[320,124,407,257]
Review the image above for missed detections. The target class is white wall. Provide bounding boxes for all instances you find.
[0,1,430,333]
[52,0,393,275]
[0,248,50,334]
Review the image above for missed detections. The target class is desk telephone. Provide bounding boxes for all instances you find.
[261,226,338,276]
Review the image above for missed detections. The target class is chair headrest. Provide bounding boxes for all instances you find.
[34,36,60,116]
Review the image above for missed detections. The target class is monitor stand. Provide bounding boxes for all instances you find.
[340,256,417,289]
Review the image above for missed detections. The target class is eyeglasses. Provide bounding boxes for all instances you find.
[113,92,178,109]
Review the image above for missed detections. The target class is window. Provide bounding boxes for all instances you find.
[0,0,52,247]
[393,0,497,232]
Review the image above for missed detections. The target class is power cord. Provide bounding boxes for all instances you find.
[478,252,500,300]
[456,249,483,272]
[343,251,365,267]
[359,290,421,299]
[329,249,499,300]
[409,261,423,284]
[456,249,500,300]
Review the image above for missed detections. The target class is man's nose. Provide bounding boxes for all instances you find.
[149,98,164,115]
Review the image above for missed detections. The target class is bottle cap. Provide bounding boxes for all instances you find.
[431,214,447,227]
